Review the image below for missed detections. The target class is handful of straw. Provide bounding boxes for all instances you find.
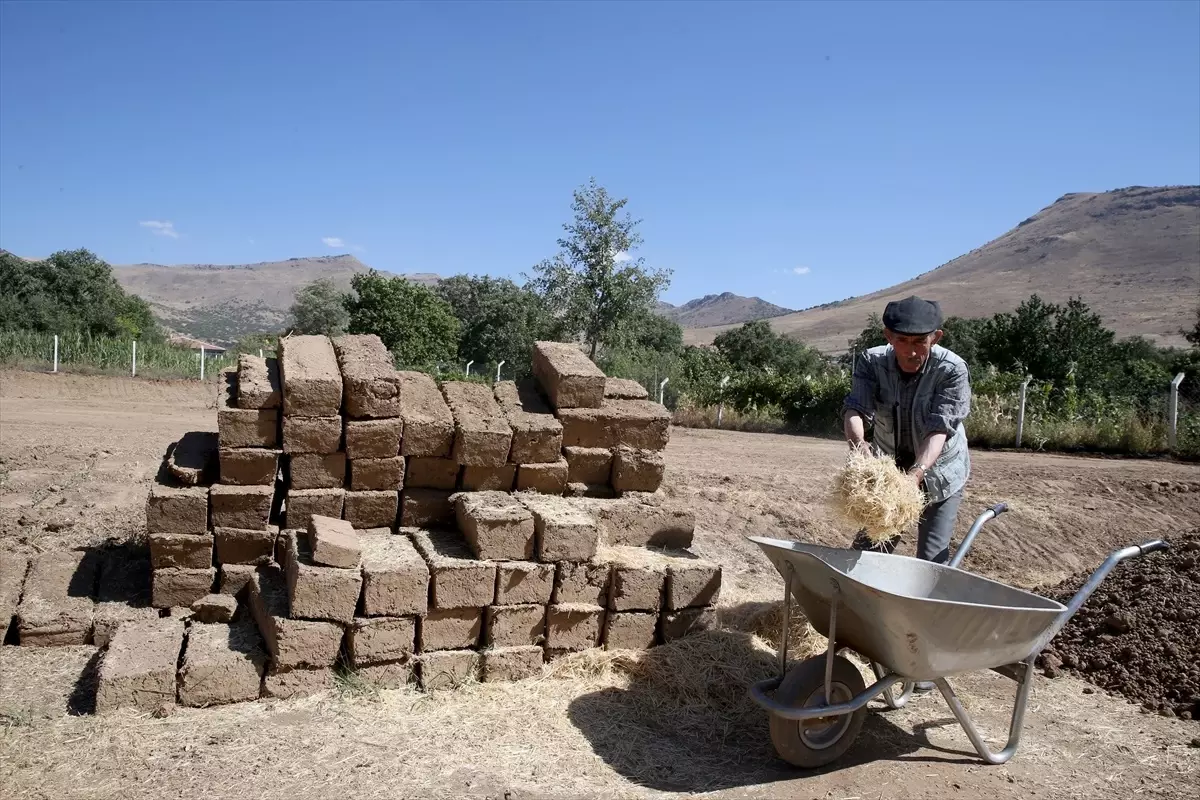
[830,449,926,544]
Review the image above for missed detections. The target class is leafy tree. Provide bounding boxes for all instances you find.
[344,270,459,366]
[608,310,684,355]
[939,316,985,365]
[527,179,672,359]
[845,313,886,360]
[289,278,349,336]
[977,294,1061,378]
[1185,305,1200,348]
[436,275,556,374]
[713,320,824,375]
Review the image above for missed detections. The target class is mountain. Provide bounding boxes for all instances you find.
[656,292,793,328]
[684,186,1200,352]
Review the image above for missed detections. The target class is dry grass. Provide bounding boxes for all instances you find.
[830,450,925,543]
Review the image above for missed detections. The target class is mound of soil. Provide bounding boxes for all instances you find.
[1037,530,1200,720]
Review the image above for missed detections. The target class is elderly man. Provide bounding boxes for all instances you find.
[842,295,972,565]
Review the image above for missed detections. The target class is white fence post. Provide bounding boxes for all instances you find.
[52,334,59,373]
[200,345,206,381]
[658,377,669,405]
[716,374,730,427]
[1168,372,1186,451]
[465,360,474,377]
[1015,375,1032,448]
[496,360,506,383]
[259,349,264,359]
[131,341,138,377]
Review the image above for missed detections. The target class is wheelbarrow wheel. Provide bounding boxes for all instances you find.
[769,655,868,769]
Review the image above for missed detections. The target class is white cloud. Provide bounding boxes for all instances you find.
[139,220,179,239]
[792,266,811,275]
[322,237,345,248]
[613,250,632,263]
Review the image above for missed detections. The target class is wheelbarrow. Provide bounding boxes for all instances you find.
[747,502,1170,768]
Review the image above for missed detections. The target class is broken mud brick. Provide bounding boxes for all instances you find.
[146,482,208,536]
[93,548,156,648]
[519,495,599,563]
[237,353,281,410]
[349,456,404,491]
[282,416,342,454]
[333,334,403,419]
[279,334,343,417]
[563,446,612,486]
[359,529,429,617]
[495,561,555,605]
[441,381,513,467]
[191,593,237,624]
[455,491,535,561]
[218,447,281,485]
[553,561,611,607]
[93,604,159,648]
[583,496,695,549]
[285,488,344,530]
[214,526,279,565]
[280,530,362,624]
[532,341,606,409]
[459,464,516,492]
[248,566,345,669]
[0,546,31,643]
[94,617,185,713]
[347,615,417,666]
[219,564,258,597]
[210,483,274,530]
[604,377,648,400]
[604,611,658,650]
[397,371,455,458]
[482,645,544,682]
[486,604,546,648]
[262,665,336,699]
[167,431,218,486]
[149,532,213,571]
[152,567,216,609]
[410,528,497,609]
[307,515,362,568]
[557,399,671,450]
[546,604,605,651]
[565,483,616,499]
[357,660,417,689]
[516,460,568,494]
[661,606,717,642]
[344,417,403,459]
[344,490,399,529]
[400,489,454,528]
[422,607,483,651]
[288,452,346,490]
[16,549,99,646]
[602,546,669,612]
[665,558,722,610]
[611,447,665,494]
[493,380,563,463]
[405,456,460,490]
[178,620,267,707]
[419,649,480,690]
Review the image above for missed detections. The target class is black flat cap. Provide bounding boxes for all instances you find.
[882,295,943,335]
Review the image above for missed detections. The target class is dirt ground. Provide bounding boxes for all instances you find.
[1,369,1198,800]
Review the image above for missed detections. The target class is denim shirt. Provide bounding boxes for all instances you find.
[843,344,972,503]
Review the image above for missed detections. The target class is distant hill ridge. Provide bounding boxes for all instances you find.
[656,292,793,328]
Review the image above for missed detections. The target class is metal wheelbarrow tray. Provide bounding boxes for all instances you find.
[747,502,1170,768]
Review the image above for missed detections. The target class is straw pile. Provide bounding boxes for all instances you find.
[830,450,925,543]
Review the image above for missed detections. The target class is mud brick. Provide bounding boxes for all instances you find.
[93,604,160,648]
[546,604,605,651]
[92,548,155,648]
[333,334,403,419]
[16,550,98,646]
[563,446,613,486]
[455,491,535,561]
[219,447,281,485]
[167,431,218,486]
[459,464,516,492]
[342,490,397,529]
[345,417,403,459]
[419,649,480,690]
[289,452,346,490]
[604,377,648,400]
[152,567,216,608]
[565,482,616,499]
[263,665,336,699]
[665,559,722,610]
[410,528,496,609]
[495,561,555,605]
[192,593,238,624]
[604,546,668,612]
[282,416,342,454]
[397,371,455,457]
[553,561,611,607]
[585,496,695,549]
[177,620,267,707]
[400,489,455,528]
[0,547,31,643]
[520,495,599,562]
[149,533,213,570]
[422,607,483,651]
[494,380,563,463]
[662,606,717,642]
[214,526,278,565]
[237,353,281,409]
[349,456,404,491]
[357,660,417,689]
[532,341,606,409]
[347,616,417,665]
[441,381,513,467]
[604,611,657,650]
[307,515,362,568]
[486,604,546,648]
[557,399,672,450]
[146,482,209,536]
[279,334,343,417]
[482,645,544,682]
[359,529,429,617]
[94,617,185,713]
[219,406,280,449]
[281,530,362,624]
[516,459,568,494]
[210,483,274,530]
[219,564,258,597]
[286,488,344,530]
[406,457,460,490]
[611,447,665,494]
[248,566,344,669]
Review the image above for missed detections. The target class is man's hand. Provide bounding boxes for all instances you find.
[908,464,927,488]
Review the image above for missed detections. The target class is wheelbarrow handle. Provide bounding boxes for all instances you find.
[1138,539,1169,555]
[947,501,1010,569]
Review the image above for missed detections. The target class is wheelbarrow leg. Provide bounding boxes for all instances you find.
[872,662,915,709]
[934,658,1035,765]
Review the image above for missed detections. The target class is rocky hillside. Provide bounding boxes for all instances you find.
[656,292,793,328]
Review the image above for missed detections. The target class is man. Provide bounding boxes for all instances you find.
[842,295,972,565]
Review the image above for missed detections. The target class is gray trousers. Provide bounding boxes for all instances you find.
[852,489,964,564]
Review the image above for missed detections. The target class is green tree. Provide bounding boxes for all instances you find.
[608,310,684,355]
[344,270,459,366]
[436,275,556,374]
[289,278,349,336]
[1185,305,1200,348]
[845,313,886,360]
[527,179,672,359]
[713,320,824,375]
[939,316,985,365]
[977,294,1061,377]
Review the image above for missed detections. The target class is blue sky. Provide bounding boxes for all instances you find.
[1,1,1197,310]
